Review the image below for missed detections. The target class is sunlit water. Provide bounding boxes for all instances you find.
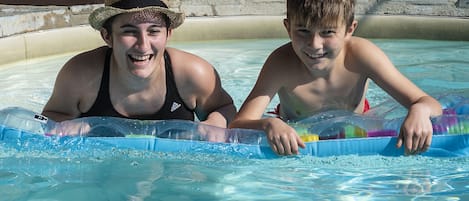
[0,38,468,200]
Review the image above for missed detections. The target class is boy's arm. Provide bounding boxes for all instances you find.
[230,100,306,156]
[396,96,441,154]
[350,37,442,154]
[229,50,305,155]
[229,46,287,127]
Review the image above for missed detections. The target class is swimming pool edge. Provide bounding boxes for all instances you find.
[1,15,468,66]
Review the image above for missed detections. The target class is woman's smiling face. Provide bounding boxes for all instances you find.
[109,11,170,78]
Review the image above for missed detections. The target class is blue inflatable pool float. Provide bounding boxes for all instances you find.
[1,95,468,159]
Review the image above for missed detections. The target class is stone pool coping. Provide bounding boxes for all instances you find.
[1,15,469,66]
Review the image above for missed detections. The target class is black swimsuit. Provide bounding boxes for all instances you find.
[80,48,195,121]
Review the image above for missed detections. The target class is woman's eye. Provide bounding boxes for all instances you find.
[148,29,161,35]
[122,30,137,35]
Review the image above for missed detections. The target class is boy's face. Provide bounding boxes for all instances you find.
[104,11,171,78]
[284,17,355,71]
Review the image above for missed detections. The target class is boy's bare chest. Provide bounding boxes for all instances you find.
[278,78,365,119]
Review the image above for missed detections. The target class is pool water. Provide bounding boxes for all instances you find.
[0,38,469,200]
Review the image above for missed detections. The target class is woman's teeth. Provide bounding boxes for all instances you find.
[129,54,152,61]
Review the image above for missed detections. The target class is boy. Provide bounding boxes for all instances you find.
[42,0,235,131]
[229,0,442,156]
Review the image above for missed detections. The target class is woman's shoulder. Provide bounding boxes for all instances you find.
[164,48,219,103]
[58,46,107,82]
[65,46,107,70]
[166,47,214,73]
[166,47,207,64]
[67,46,107,65]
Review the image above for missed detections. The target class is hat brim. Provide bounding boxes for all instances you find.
[89,6,185,30]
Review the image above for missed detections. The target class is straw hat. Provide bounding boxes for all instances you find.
[89,0,185,30]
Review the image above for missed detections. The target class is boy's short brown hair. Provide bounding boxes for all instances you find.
[287,0,355,30]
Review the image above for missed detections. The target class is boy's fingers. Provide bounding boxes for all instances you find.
[418,134,426,150]
[281,136,292,155]
[297,135,306,149]
[276,141,286,155]
[405,134,414,154]
[268,141,279,155]
[396,131,404,148]
[276,146,284,156]
[290,140,299,155]
[289,135,302,154]
[422,136,432,152]
[412,134,420,152]
[417,134,431,153]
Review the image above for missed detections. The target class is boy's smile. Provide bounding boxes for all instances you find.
[285,21,350,71]
[303,51,327,59]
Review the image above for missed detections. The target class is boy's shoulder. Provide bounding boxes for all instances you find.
[345,37,383,59]
[347,36,375,50]
[269,42,296,60]
[263,42,301,73]
[274,42,293,53]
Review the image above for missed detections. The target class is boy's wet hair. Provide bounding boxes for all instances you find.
[287,0,355,31]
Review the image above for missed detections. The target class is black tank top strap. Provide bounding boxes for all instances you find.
[148,51,194,120]
[164,51,194,113]
[80,48,119,118]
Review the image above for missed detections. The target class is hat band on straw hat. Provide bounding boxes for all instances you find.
[89,0,185,30]
[111,0,168,9]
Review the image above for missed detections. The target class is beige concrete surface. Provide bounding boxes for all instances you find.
[1,15,469,66]
[2,0,468,38]
[355,15,469,41]
[1,35,27,64]
[171,16,288,41]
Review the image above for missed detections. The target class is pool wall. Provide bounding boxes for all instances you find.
[1,15,469,66]
[0,15,469,65]
[1,0,468,66]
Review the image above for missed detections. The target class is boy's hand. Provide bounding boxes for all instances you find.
[265,118,306,155]
[396,104,434,155]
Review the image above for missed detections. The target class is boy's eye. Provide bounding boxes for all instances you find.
[297,28,311,34]
[321,30,336,35]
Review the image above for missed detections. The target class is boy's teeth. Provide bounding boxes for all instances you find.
[308,53,325,58]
